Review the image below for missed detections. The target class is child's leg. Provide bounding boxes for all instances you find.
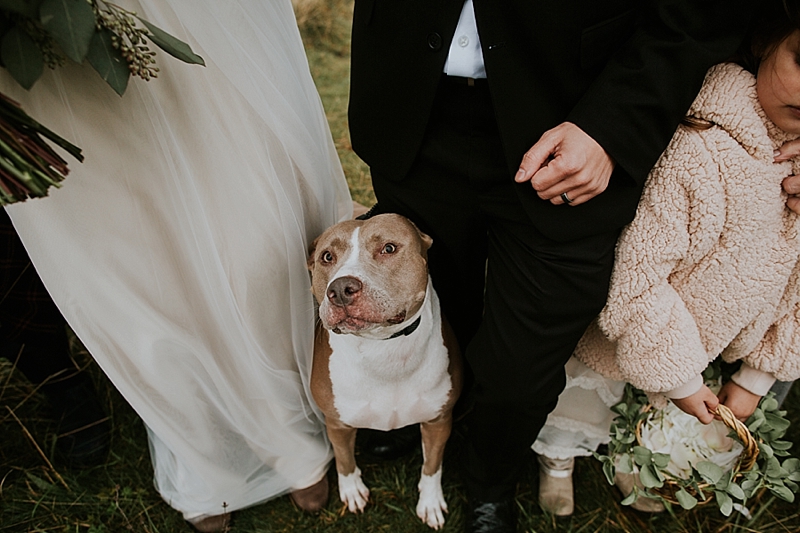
[533,357,625,515]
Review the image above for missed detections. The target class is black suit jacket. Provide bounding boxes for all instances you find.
[348,0,756,241]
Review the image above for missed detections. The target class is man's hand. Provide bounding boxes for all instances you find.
[515,122,615,206]
[671,385,719,424]
[717,381,761,421]
[773,139,800,215]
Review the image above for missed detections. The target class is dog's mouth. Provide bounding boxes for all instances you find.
[329,310,407,334]
[386,311,406,324]
[331,316,369,334]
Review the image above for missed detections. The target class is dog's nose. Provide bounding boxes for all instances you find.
[327,276,363,307]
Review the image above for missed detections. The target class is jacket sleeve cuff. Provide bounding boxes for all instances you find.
[664,375,704,399]
[731,364,776,396]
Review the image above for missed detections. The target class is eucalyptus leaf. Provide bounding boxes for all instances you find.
[742,478,759,498]
[39,0,96,63]
[784,458,800,474]
[732,502,753,519]
[747,414,765,433]
[620,487,638,506]
[766,427,787,441]
[696,461,723,485]
[617,453,633,474]
[86,28,129,96]
[676,488,697,510]
[1,26,43,89]
[725,482,745,501]
[715,490,733,516]
[612,402,628,415]
[652,453,670,469]
[760,396,779,412]
[602,459,615,485]
[639,464,663,489]
[717,469,733,491]
[137,17,204,66]
[766,456,783,478]
[758,442,774,460]
[632,446,652,466]
[764,413,791,432]
[770,484,795,502]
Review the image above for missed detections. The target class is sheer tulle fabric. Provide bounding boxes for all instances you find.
[533,357,626,460]
[2,0,350,518]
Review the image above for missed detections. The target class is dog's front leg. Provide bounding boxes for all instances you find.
[326,419,369,513]
[417,415,452,529]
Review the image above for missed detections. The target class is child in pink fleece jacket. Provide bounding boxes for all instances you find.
[535,0,800,516]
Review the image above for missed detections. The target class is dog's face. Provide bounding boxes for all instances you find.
[308,214,432,336]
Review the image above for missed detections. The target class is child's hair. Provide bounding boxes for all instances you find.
[733,0,800,74]
[683,0,800,131]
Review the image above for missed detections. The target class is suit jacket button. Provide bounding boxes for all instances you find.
[427,33,442,51]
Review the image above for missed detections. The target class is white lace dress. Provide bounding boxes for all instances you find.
[532,357,625,460]
[1,0,351,520]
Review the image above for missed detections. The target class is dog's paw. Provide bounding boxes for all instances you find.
[416,468,447,529]
[338,467,370,513]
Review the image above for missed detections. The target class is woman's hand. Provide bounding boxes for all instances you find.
[671,384,719,424]
[774,139,800,214]
[717,380,761,421]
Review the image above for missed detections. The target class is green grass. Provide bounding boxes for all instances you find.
[2,341,799,532]
[2,2,800,532]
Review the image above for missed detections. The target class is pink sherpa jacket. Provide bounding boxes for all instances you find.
[575,63,800,399]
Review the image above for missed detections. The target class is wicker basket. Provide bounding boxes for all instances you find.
[634,403,759,505]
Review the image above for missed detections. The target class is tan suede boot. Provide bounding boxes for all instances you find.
[289,476,330,512]
[538,455,575,516]
[187,513,231,533]
[614,471,665,513]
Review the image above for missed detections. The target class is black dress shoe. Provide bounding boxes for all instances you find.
[464,498,517,533]
[356,424,420,460]
[45,375,111,467]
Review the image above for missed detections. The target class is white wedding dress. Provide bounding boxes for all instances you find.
[1,0,351,519]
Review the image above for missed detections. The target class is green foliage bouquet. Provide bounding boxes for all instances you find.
[0,0,204,204]
[0,92,81,203]
[1,0,204,95]
[595,366,800,516]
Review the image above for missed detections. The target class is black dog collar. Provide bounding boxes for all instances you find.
[386,316,422,340]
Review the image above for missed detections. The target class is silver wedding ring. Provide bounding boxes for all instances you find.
[560,192,573,204]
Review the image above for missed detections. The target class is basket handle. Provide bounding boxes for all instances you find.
[711,404,759,471]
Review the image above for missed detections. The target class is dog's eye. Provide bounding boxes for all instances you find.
[381,243,397,254]
[321,251,334,263]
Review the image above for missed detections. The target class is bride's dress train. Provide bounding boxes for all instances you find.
[1,0,350,519]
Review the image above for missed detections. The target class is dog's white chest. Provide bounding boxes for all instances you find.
[327,306,452,431]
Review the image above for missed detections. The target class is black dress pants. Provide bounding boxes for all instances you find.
[0,209,73,387]
[370,77,620,501]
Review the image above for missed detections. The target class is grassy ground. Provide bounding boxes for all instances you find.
[2,2,800,532]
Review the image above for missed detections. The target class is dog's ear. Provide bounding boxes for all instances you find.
[307,236,320,271]
[408,220,433,252]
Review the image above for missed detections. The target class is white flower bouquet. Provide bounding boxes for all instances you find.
[595,366,799,516]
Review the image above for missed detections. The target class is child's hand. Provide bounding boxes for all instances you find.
[717,381,761,421]
[773,139,800,214]
[670,385,719,424]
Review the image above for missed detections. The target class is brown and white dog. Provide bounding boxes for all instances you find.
[308,213,462,530]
